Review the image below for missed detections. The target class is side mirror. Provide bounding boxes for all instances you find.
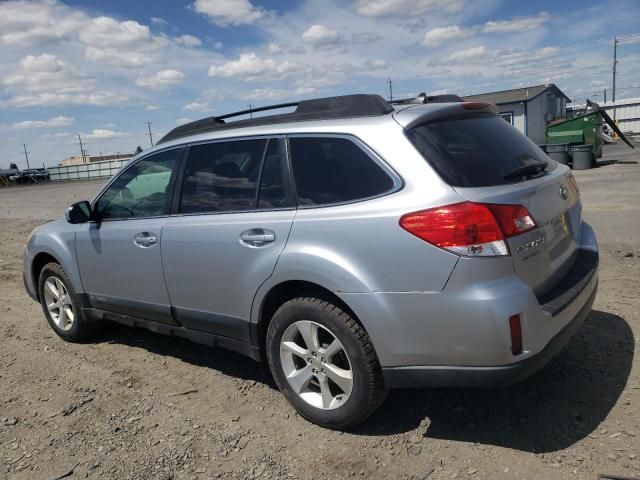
[65,201,93,224]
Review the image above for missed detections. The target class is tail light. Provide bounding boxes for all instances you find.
[399,201,537,257]
[509,314,523,355]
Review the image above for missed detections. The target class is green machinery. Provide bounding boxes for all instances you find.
[545,100,634,160]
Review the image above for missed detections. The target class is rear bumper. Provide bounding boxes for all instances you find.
[382,280,597,388]
[338,221,599,387]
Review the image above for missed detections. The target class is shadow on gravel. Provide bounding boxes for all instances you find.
[90,323,277,388]
[356,310,633,453]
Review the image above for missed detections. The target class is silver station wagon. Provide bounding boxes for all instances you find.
[24,94,598,428]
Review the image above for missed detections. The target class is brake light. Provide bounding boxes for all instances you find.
[509,314,523,355]
[399,202,537,257]
[462,101,490,110]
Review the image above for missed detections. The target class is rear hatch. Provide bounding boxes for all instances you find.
[404,109,581,297]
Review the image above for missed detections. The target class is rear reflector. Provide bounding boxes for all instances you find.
[399,202,537,257]
[509,314,523,355]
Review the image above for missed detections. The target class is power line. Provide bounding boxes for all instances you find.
[145,121,154,147]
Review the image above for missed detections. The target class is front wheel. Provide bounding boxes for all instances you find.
[266,297,386,429]
[38,262,99,342]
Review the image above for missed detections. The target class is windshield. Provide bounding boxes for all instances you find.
[406,113,555,187]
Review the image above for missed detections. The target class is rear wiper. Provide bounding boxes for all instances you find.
[502,162,548,181]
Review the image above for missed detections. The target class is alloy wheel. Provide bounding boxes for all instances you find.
[43,276,74,331]
[279,320,353,410]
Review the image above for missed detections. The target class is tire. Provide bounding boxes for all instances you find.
[266,297,386,429]
[38,262,99,342]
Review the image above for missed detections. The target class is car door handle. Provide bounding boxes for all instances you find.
[239,228,275,247]
[133,232,158,248]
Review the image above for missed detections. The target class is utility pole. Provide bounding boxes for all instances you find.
[604,89,607,103]
[612,36,618,120]
[145,121,154,147]
[22,143,30,170]
[77,134,86,163]
[247,104,253,119]
[387,78,393,102]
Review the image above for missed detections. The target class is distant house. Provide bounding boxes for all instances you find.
[464,84,571,145]
[59,152,133,167]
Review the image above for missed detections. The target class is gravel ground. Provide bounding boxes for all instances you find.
[1,143,639,480]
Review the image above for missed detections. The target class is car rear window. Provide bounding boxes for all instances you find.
[406,113,554,187]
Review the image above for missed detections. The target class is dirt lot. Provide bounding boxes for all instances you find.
[1,143,639,480]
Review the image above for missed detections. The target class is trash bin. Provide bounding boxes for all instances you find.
[571,144,594,170]
[546,144,569,165]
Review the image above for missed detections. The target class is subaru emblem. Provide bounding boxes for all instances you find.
[559,184,569,200]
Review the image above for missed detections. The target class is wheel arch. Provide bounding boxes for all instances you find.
[31,252,61,301]
[252,280,364,348]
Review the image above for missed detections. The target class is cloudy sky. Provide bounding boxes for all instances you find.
[1,0,639,169]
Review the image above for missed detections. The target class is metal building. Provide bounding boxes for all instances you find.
[464,84,571,144]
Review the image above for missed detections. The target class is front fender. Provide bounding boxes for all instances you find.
[26,219,83,295]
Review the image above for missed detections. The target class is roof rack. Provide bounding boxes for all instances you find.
[391,93,463,105]
[157,94,394,144]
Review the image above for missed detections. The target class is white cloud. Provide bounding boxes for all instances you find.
[208,53,307,81]
[448,45,492,62]
[363,59,389,70]
[150,17,168,26]
[79,16,155,48]
[1,116,73,131]
[176,118,193,125]
[482,13,550,34]
[0,0,85,46]
[422,25,473,48]
[85,47,156,68]
[3,54,88,93]
[79,16,166,67]
[267,43,283,54]
[144,105,161,111]
[183,101,211,112]
[136,70,185,90]
[43,131,72,138]
[354,0,465,17]
[7,91,129,108]
[190,0,266,26]
[175,34,202,47]
[83,129,126,140]
[302,24,341,46]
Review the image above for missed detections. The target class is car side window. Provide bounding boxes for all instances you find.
[258,138,295,209]
[288,136,395,206]
[95,149,179,220]
[179,139,267,214]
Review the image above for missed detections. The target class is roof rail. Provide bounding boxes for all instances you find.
[157,94,394,144]
[391,93,463,105]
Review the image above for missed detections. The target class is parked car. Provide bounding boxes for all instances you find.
[23,94,598,428]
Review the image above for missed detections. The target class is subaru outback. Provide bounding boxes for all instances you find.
[23,94,598,428]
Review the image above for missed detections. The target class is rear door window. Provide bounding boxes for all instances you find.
[406,113,554,187]
[288,136,395,206]
[179,139,267,213]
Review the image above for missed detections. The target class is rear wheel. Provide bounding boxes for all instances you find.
[38,262,99,342]
[266,297,386,429]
